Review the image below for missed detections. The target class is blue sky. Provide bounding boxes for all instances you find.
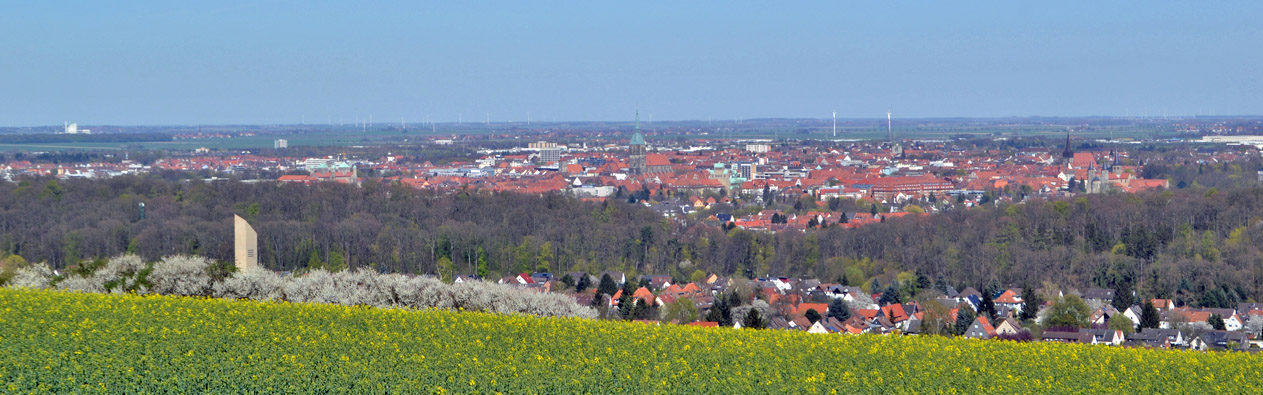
[2,1,1260,126]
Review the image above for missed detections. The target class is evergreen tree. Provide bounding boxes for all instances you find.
[804,308,822,324]
[743,308,766,329]
[306,250,324,270]
[827,298,851,322]
[559,274,575,289]
[597,274,617,297]
[475,247,489,278]
[978,290,996,320]
[869,278,882,293]
[1209,314,1226,330]
[879,283,901,306]
[1111,280,1134,310]
[915,273,931,295]
[1140,300,1161,329]
[1019,284,1042,322]
[575,275,591,292]
[327,250,346,272]
[617,292,634,320]
[706,297,733,327]
[954,304,976,336]
[934,275,949,294]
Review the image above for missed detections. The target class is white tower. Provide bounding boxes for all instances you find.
[886,108,893,142]
[832,111,837,137]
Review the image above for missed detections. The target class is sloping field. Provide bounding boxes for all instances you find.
[1,288,1259,394]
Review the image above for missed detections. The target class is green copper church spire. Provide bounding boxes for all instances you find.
[630,107,646,146]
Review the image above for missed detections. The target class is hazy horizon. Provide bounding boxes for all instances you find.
[3,1,1261,126]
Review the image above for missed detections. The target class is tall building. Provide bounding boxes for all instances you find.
[738,162,758,180]
[274,139,288,149]
[234,215,258,272]
[539,147,561,164]
[629,110,646,175]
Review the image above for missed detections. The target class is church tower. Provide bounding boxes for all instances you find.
[1061,132,1074,159]
[629,109,646,175]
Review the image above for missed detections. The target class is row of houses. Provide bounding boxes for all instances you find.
[494,271,1261,351]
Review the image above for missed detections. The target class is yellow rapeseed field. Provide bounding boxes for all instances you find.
[1,288,1260,394]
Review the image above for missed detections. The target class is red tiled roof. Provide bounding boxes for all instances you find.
[795,303,829,317]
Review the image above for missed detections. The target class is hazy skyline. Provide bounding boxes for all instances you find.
[3,1,1261,126]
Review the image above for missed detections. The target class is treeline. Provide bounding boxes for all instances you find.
[3,254,594,318]
[3,173,1263,307]
[0,133,173,144]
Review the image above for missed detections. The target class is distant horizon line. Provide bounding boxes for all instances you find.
[5,114,1262,129]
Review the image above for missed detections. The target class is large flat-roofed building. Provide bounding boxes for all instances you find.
[746,144,770,153]
[234,215,258,272]
[539,147,561,164]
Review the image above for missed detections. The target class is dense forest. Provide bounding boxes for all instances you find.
[2,156,1263,307]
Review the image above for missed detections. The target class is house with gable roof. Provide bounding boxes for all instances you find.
[963,317,997,339]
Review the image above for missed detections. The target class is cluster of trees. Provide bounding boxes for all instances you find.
[3,254,594,318]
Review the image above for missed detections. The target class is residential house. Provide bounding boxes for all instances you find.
[1082,328,1125,346]
[994,317,1023,336]
[1190,330,1249,351]
[600,271,626,285]
[964,317,997,339]
[1090,305,1120,326]
[994,288,1025,315]
[795,303,830,318]
[1122,306,1143,330]
[1041,329,1087,344]
[1081,288,1114,305]
[1125,328,1183,349]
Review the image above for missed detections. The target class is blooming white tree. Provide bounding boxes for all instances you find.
[1246,314,1263,336]
[12,253,596,319]
[732,299,772,325]
[8,264,53,289]
[56,255,148,294]
[146,255,213,296]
